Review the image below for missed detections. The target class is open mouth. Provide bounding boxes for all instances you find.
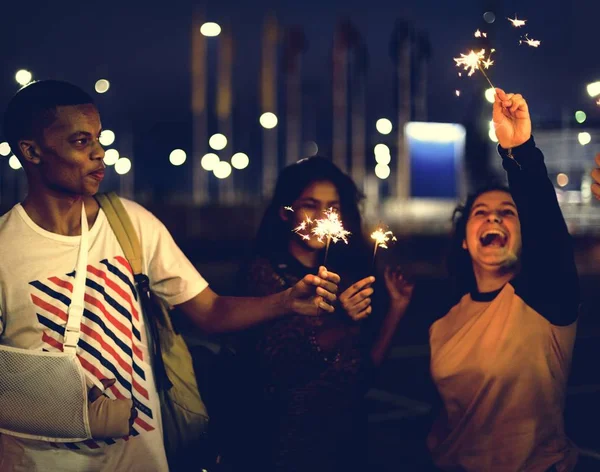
[479,229,508,248]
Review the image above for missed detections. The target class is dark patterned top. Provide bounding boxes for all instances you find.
[236,252,372,472]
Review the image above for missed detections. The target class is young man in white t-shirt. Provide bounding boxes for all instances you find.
[0,80,341,472]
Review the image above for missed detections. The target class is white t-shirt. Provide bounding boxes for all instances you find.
[0,198,208,472]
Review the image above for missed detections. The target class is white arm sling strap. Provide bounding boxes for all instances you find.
[0,203,92,442]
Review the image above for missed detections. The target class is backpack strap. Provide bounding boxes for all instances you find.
[94,193,143,275]
[94,192,173,391]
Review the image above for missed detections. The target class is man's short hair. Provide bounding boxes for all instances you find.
[3,80,95,159]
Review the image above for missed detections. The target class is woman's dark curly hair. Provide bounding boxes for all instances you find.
[254,156,370,274]
[447,183,513,297]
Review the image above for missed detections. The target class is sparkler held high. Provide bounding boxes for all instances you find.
[453,48,496,90]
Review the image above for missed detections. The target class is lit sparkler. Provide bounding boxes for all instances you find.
[508,15,527,27]
[371,227,396,257]
[474,29,487,38]
[453,48,495,89]
[293,208,351,263]
[519,35,541,47]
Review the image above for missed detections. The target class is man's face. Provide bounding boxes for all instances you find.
[34,104,105,196]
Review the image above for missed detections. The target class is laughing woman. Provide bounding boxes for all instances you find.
[427,89,580,472]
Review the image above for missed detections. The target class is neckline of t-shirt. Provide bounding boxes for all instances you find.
[470,286,504,302]
[15,203,106,244]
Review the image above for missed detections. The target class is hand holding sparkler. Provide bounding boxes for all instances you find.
[339,276,376,321]
[286,266,341,315]
[492,88,531,149]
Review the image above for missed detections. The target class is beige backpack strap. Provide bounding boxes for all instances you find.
[94,193,175,333]
[95,192,143,275]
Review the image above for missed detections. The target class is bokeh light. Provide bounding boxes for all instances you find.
[231,152,249,170]
[260,112,278,129]
[115,157,132,175]
[169,149,187,166]
[213,161,232,179]
[95,79,110,94]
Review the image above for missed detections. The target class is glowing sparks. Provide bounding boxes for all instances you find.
[520,35,541,47]
[455,90,461,97]
[458,72,462,77]
[474,29,487,38]
[454,49,494,77]
[454,48,495,89]
[371,226,397,263]
[508,16,527,27]
[284,206,294,212]
[293,208,351,246]
[371,228,396,251]
[482,57,494,68]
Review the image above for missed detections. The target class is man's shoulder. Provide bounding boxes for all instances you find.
[99,195,159,227]
[0,205,22,237]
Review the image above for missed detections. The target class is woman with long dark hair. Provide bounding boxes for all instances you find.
[427,90,579,471]
[235,156,413,472]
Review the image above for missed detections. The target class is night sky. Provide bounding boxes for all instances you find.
[1,0,598,119]
[0,0,598,185]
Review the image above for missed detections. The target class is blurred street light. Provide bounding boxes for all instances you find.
[201,22,221,37]
[95,79,110,94]
[0,142,11,156]
[8,155,22,170]
[375,163,390,179]
[374,143,390,158]
[557,173,569,187]
[209,133,227,151]
[231,152,249,170]
[115,157,131,175]
[213,161,232,179]
[201,153,219,171]
[575,111,587,124]
[103,149,119,166]
[304,141,318,156]
[15,70,32,86]
[376,118,393,135]
[260,112,278,129]
[169,149,187,166]
[578,132,591,146]
[99,130,115,146]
